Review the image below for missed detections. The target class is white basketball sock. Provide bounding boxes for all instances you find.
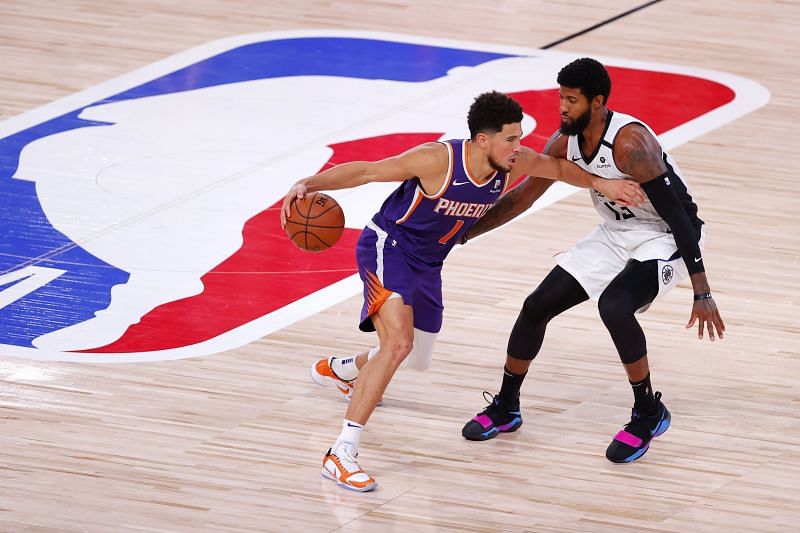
[335,419,364,452]
[331,356,359,381]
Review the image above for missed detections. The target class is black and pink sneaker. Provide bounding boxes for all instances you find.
[462,392,523,441]
[606,391,671,463]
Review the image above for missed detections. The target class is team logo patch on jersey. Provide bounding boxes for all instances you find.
[0,31,770,361]
[662,265,675,285]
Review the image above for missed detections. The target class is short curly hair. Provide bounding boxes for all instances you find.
[467,91,523,139]
[557,57,611,105]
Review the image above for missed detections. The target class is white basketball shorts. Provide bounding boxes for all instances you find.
[555,223,706,312]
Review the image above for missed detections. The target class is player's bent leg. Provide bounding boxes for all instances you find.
[321,298,413,491]
[599,261,670,462]
[463,268,588,441]
[346,299,413,423]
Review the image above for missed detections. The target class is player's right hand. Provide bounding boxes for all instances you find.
[280,182,308,228]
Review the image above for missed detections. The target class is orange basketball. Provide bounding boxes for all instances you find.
[285,192,345,252]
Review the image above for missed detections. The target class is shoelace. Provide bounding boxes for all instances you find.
[482,390,495,405]
[624,391,663,437]
[333,443,361,473]
[477,391,506,417]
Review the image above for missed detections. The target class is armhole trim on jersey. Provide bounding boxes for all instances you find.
[421,141,453,200]
[462,140,497,186]
[500,172,511,194]
[395,186,424,225]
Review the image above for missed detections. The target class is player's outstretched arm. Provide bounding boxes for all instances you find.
[280,143,445,227]
[615,124,725,341]
[517,145,644,207]
[460,175,555,243]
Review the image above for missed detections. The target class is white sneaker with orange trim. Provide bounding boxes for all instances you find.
[310,356,354,399]
[321,443,377,492]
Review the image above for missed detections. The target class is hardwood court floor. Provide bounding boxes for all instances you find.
[1,1,798,531]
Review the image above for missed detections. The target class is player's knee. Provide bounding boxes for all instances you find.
[598,290,631,328]
[384,337,413,367]
[506,311,540,361]
[520,291,547,323]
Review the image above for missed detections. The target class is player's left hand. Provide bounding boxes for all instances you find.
[686,297,725,341]
[595,178,645,207]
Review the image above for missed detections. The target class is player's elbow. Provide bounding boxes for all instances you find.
[360,161,397,184]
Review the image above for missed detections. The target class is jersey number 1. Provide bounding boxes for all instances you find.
[439,220,465,244]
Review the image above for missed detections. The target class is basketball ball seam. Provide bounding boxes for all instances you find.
[304,202,343,221]
[286,230,336,249]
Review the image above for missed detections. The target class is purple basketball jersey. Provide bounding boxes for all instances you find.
[371,139,509,265]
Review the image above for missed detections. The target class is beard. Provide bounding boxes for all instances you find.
[488,155,511,173]
[559,108,591,136]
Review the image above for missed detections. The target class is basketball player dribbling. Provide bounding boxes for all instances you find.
[459,59,726,464]
[280,91,645,491]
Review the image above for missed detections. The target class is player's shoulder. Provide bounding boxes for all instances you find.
[543,130,568,157]
[614,122,660,154]
[611,111,657,144]
[397,141,451,172]
[400,140,449,158]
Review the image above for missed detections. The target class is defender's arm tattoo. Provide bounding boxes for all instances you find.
[614,125,667,182]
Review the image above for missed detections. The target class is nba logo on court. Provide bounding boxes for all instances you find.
[0,30,769,362]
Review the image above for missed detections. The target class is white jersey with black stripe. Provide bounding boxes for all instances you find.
[566,110,698,232]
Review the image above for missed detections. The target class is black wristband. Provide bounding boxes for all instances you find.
[693,292,712,301]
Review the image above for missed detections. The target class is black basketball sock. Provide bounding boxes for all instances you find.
[630,373,657,415]
[499,365,527,406]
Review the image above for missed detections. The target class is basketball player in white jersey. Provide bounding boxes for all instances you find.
[460,58,725,463]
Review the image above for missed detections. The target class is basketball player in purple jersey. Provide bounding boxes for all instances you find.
[280,91,644,491]
[459,60,725,463]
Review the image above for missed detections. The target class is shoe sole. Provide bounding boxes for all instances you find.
[463,417,522,441]
[652,410,671,438]
[321,469,377,492]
